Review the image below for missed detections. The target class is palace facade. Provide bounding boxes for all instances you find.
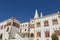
[0,10,60,40]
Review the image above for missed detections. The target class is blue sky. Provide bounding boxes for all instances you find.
[0,0,60,22]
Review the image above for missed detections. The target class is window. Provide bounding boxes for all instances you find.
[7,22,11,26]
[25,29,26,31]
[7,27,9,32]
[52,19,58,25]
[0,34,2,39]
[20,29,22,33]
[25,24,27,27]
[25,33,27,36]
[32,21,33,23]
[44,21,49,26]
[37,22,41,27]
[13,22,19,28]
[54,30,60,36]
[37,32,41,37]
[31,33,34,37]
[1,27,3,29]
[30,24,34,28]
[29,24,30,27]
[23,25,24,27]
[1,25,3,29]
[45,31,50,38]
[4,25,6,28]
[20,25,22,27]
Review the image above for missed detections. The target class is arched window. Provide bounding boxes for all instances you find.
[31,33,34,37]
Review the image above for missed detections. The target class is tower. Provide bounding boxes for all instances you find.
[58,11,60,13]
[40,12,43,17]
[34,9,39,19]
[34,9,39,40]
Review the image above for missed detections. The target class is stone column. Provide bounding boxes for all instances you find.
[34,19,37,40]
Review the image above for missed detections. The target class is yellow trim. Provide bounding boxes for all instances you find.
[58,13,60,19]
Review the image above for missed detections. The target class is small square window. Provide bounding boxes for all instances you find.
[37,22,41,27]
[52,19,58,25]
[44,21,49,26]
